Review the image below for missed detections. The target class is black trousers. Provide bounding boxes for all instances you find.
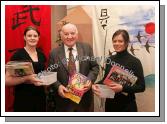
[14,95,46,112]
[105,97,137,112]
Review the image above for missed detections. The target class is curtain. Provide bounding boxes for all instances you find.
[5,5,51,111]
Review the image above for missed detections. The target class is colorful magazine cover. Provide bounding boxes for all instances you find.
[64,73,91,104]
[104,65,138,86]
[5,61,34,77]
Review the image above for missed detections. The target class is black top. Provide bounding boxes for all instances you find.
[10,48,46,112]
[102,49,145,112]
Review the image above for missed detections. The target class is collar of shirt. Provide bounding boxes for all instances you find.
[64,44,77,53]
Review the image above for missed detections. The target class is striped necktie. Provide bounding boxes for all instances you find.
[68,47,76,76]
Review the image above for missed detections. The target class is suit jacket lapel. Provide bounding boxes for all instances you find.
[76,42,84,73]
[57,44,68,71]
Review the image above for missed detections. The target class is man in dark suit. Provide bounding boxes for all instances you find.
[48,23,99,112]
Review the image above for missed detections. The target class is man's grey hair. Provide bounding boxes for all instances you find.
[60,23,78,35]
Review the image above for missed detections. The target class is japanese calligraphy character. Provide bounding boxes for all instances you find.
[12,5,41,30]
[99,9,110,30]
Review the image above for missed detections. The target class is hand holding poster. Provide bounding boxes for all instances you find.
[64,73,91,104]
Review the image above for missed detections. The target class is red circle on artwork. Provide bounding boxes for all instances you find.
[145,22,155,34]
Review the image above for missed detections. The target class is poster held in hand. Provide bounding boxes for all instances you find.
[104,65,138,86]
[64,73,91,104]
[5,61,34,77]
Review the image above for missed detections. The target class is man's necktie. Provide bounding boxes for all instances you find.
[68,47,76,76]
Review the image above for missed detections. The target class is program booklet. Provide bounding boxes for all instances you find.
[104,65,138,86]
[38,72,57,85]
[5,61,34,77]
[96,84,115,98]
[64,73,91,104]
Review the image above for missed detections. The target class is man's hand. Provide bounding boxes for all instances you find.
[83,80,92,92]
[58,85,69,98]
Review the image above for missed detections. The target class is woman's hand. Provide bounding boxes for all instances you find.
[5,71,43,86]
[25,74,44,86]
[106,82,123,93]
[92,84,101,97]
